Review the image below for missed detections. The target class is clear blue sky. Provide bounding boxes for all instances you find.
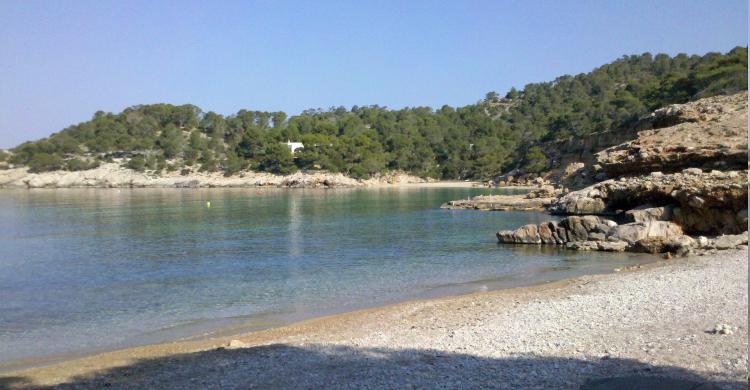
[0,0,747,148]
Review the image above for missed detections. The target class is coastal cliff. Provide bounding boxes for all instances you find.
[595,92,748,176]
[485,92,749,256]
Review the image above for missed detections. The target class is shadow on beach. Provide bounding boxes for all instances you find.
[3,344,743,389]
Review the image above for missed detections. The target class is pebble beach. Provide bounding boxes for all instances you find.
[2,248,747,389]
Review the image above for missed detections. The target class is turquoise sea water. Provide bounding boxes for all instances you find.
[0,188,650,368]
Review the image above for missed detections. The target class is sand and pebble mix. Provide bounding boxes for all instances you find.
[2,249,747,389]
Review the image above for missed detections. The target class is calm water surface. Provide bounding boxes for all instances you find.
[0,188,650,368]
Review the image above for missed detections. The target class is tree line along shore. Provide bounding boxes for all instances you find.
[0,47,747,389]
[0,47,746,185]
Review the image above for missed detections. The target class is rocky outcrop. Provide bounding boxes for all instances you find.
[494,93,748,255]
[524,185,562,199]
[549,169,748,234]
[491,172,553,187]
[497,215,747,255]
[635,91,747,130]
[441,194,555,211]
[0,163,431,189]
[596,92,748,176]
[442,185,564,211]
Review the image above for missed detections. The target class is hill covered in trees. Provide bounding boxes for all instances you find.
[3,47,747,179]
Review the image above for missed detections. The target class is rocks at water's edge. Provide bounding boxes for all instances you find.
[490,93,749,255]
[441,189,560,211]
[497,215,748,255]
[549,168,748,235]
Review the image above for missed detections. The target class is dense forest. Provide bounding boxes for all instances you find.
[4,47,747,179]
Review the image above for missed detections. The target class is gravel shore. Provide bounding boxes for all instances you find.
[0,163,470,189]
[2,249,747,389]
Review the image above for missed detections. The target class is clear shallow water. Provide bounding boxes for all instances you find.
[0,188,650,368]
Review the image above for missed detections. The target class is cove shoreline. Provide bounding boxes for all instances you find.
[2,248,745,388]
[0,246,653,374]
[0,164,508,190]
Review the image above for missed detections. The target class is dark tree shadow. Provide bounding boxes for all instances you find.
[3,344,745,389]
[0,377,30,390]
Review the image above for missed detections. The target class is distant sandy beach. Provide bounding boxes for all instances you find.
[366,180,479,188]
[2,248,746,389]
[0,163,498,189]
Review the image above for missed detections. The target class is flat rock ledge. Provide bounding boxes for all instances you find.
[496,215,748,255]
[442,186,561,211]
[441,195,555,211]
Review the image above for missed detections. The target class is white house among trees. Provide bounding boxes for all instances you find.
[284,141,304,153]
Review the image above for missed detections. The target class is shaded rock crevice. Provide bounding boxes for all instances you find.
[549,169,748,235]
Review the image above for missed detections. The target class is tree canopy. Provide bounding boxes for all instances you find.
[9,47,747,179]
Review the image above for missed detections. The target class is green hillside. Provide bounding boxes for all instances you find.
[5,47,747,179]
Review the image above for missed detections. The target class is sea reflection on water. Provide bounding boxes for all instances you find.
[0,187,650,368]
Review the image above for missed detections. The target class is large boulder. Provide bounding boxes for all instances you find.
[664,235,698,256]
[496,230,516,244]
[624,204,674,223]
[496,224,541,244]
[610,221,684,245]
[560,216,602,241]
[672,206,746,236]
[538,221,558,244]
[514,224,541,244]
[550,191,607,215]
[714,232,749,250]
[614,221,691,254]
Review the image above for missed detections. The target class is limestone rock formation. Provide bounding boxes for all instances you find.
[495,93,748,255]
[596,92,748,176]
[441,194,555,211]
[496,216,746,255]
[624,205,674,223]
[549,169,748,234]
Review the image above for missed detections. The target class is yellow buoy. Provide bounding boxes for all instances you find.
[206,201,211,208]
